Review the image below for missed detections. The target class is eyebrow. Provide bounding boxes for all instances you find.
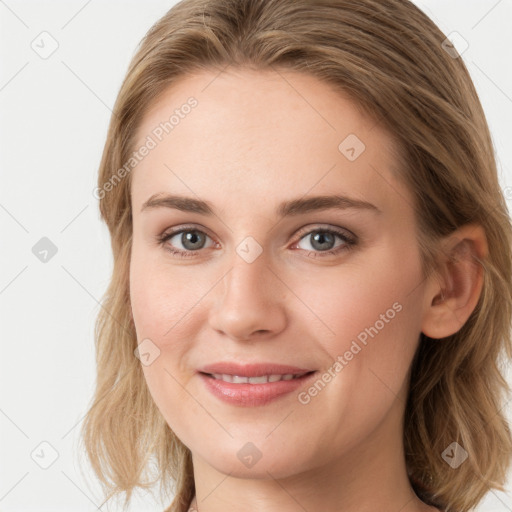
[140,193,381,216]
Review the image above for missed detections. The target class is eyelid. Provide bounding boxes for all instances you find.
[160,223,215,240]
[293,223,355,240]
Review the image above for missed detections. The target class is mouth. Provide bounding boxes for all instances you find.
[203,371,314,384]
[197,364,318,406]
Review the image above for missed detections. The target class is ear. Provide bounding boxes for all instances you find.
[421,223,488,339]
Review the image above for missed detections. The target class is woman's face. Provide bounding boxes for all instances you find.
[129,67,430,479]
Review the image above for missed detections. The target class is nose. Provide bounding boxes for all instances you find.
[208,251,287,342]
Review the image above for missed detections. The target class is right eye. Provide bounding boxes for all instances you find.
[158,227,217,258]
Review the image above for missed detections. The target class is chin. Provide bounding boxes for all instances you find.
[191,436,317,480]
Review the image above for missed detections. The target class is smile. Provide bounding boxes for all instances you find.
[209,372,310,384]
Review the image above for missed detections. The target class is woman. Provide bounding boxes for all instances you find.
[81,1,512,511]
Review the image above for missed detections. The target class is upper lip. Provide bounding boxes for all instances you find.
[199,362,315,377]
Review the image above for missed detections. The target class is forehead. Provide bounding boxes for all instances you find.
[131,67,411,217]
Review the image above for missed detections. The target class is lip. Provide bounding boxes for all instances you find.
[198,362,317,407]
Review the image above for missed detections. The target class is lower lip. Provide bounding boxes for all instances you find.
[199,372,317,407]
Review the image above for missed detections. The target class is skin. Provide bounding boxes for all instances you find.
[129,67,487,512]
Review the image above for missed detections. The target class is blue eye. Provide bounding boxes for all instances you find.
[157,225,357,259]
[293,228,356,257]
[158,228,215,258]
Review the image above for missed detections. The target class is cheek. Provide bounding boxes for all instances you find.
[289,252,423,443]
[129,244,205,344]
[130,252,201,439]
[297,246,424,383]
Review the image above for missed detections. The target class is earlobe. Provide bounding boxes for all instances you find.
[421,223,488,340]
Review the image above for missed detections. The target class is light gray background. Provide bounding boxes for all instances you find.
[1,1,511,511]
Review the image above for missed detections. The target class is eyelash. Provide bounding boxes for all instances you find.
[156,224,357,260]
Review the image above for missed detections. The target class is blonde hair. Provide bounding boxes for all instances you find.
[80,1,512,511]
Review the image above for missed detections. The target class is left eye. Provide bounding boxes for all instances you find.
[294,229,353,253]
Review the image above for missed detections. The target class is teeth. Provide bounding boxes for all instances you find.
[245,375,268,384]
[211,373,306,383]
